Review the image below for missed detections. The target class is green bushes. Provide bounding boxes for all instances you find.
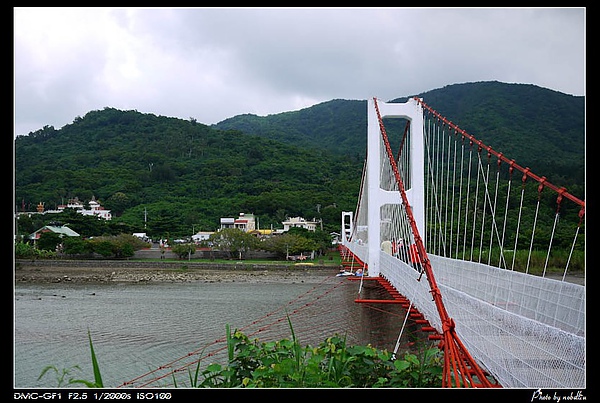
[14,241,56,259]
[40,324,443,388]
[15,234,148,259]
[185,325,443,388]
[170,243,197,259]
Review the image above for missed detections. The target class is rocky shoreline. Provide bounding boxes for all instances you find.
[14,259,340,285]
[14,259,584,286]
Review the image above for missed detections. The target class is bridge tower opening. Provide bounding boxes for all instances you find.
[341,211,353,243]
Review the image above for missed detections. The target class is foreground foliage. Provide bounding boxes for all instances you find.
[40,325,443,388]
[185,325,443,388]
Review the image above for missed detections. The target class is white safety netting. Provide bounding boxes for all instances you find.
[343,243,586,388]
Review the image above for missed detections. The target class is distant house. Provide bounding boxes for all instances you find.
[281,217,320,232]
[218,214,320,236]
[29,225,80,242]
[220,217,235,229]
[42,196,112,220]
[220,213,257,232]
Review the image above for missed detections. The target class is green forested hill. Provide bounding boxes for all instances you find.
[391,81,585,189]
[214,99,368,160]
[15,108,363,237]
[214,81,585,193]
[15,81,585,240]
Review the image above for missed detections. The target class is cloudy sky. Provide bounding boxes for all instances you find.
[14,7,585,137]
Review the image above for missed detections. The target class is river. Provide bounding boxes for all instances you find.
[14,275,430,389]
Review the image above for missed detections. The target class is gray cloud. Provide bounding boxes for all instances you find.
[14,7,585,137]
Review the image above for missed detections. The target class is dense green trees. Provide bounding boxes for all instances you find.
[262,233,318,259]
[390,81,584,193]
[15,107,361,240]
[217,82,584,195]
[37,232,62,252]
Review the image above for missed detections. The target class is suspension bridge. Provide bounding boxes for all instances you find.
[117,97,585,389]
[340,97,585,388]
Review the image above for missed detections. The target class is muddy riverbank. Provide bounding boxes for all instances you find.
[14,259,339,285]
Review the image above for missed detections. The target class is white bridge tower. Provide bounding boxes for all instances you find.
[366,98,424,276]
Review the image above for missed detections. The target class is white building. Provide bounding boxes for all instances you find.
[281,216,319,232]
[220,217,235,229]
[219,214,320,234]
[44,196,112,220]
[220,213,256,232]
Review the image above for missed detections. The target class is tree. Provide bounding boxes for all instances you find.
[105,192,131,216]
[15,214,44,240]
[147,208,179,240]
[287,227,332,255]
[85,234,144,258]
[37,232,63,252]
[62,236,88,256]
[262,233,317,259]
[15,241,37,259]
[171,243,196,260]
[88,239,113,257]
[209,228,259,260]
[110,235,136,258]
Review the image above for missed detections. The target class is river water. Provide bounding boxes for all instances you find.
[14,275,430,389]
